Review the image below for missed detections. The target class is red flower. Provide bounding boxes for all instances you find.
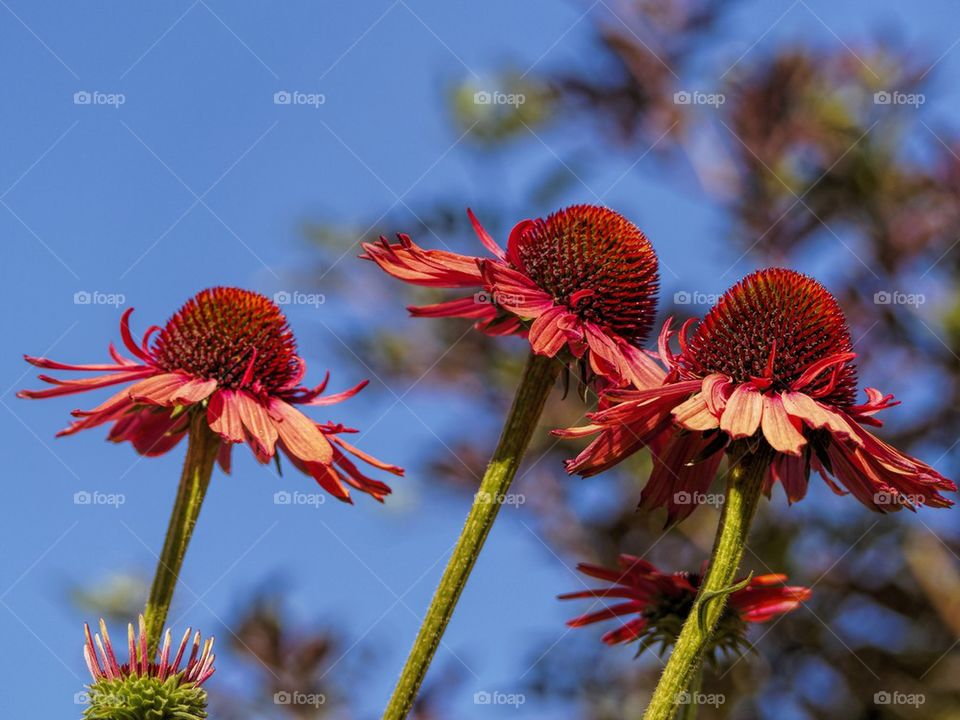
[84,615,216,687]
[560,555,810,653]
[559,269,956,519]
[19,288,402,503]
[361,205,661,386]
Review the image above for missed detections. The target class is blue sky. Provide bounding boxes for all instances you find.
[2,1,959,718]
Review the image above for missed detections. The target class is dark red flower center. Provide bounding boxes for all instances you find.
[681,268,857,405]
[509,205,659,344]
[152,288,301,392]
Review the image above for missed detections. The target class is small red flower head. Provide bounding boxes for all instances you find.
[152,288,301,394]
[361,206,661,386]
[560,555,810,657]
[559,269,956,519]
[83,616,214,719]
[19,287,403,503]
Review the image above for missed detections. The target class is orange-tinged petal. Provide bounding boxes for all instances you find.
[235,392,278,459]
[207,390,243,443]
[760,394,806,455]
[673,392,719,431]
[269,399,332,464]
[719,384,763,439]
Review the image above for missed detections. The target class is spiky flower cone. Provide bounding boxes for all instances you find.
[82,616,215,720]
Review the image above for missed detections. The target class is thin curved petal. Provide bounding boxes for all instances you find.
[360,233,484,287]
[466,208,506,260]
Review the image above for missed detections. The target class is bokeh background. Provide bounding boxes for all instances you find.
[2,1,959,718]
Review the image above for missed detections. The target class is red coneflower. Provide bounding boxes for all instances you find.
[373,208,663,719]
[19,287,402,502]
[559,269,956,520]
[361,205,661,386]
[83,616,214,719]
[560,555,810,656]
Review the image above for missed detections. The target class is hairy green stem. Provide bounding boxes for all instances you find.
[383,352,560,719]
[143,412,219,653]
[642,444,773,720]
[676,667,703,720]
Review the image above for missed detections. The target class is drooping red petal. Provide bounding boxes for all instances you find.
[639,430,725,525]
[360,233,486,287]
[528,306,577,358]
[408,295,498,321]
[207,389,244,443]
[719,384,763,439]
[760,393,806,456]
[17,367,157,400]
[235,391,278,460]
[269,399,333,464]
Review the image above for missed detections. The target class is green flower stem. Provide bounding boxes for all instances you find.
[383,352,560,720]
[143,411,219,654]
[642,444,773,720]
[676,667,703,720]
